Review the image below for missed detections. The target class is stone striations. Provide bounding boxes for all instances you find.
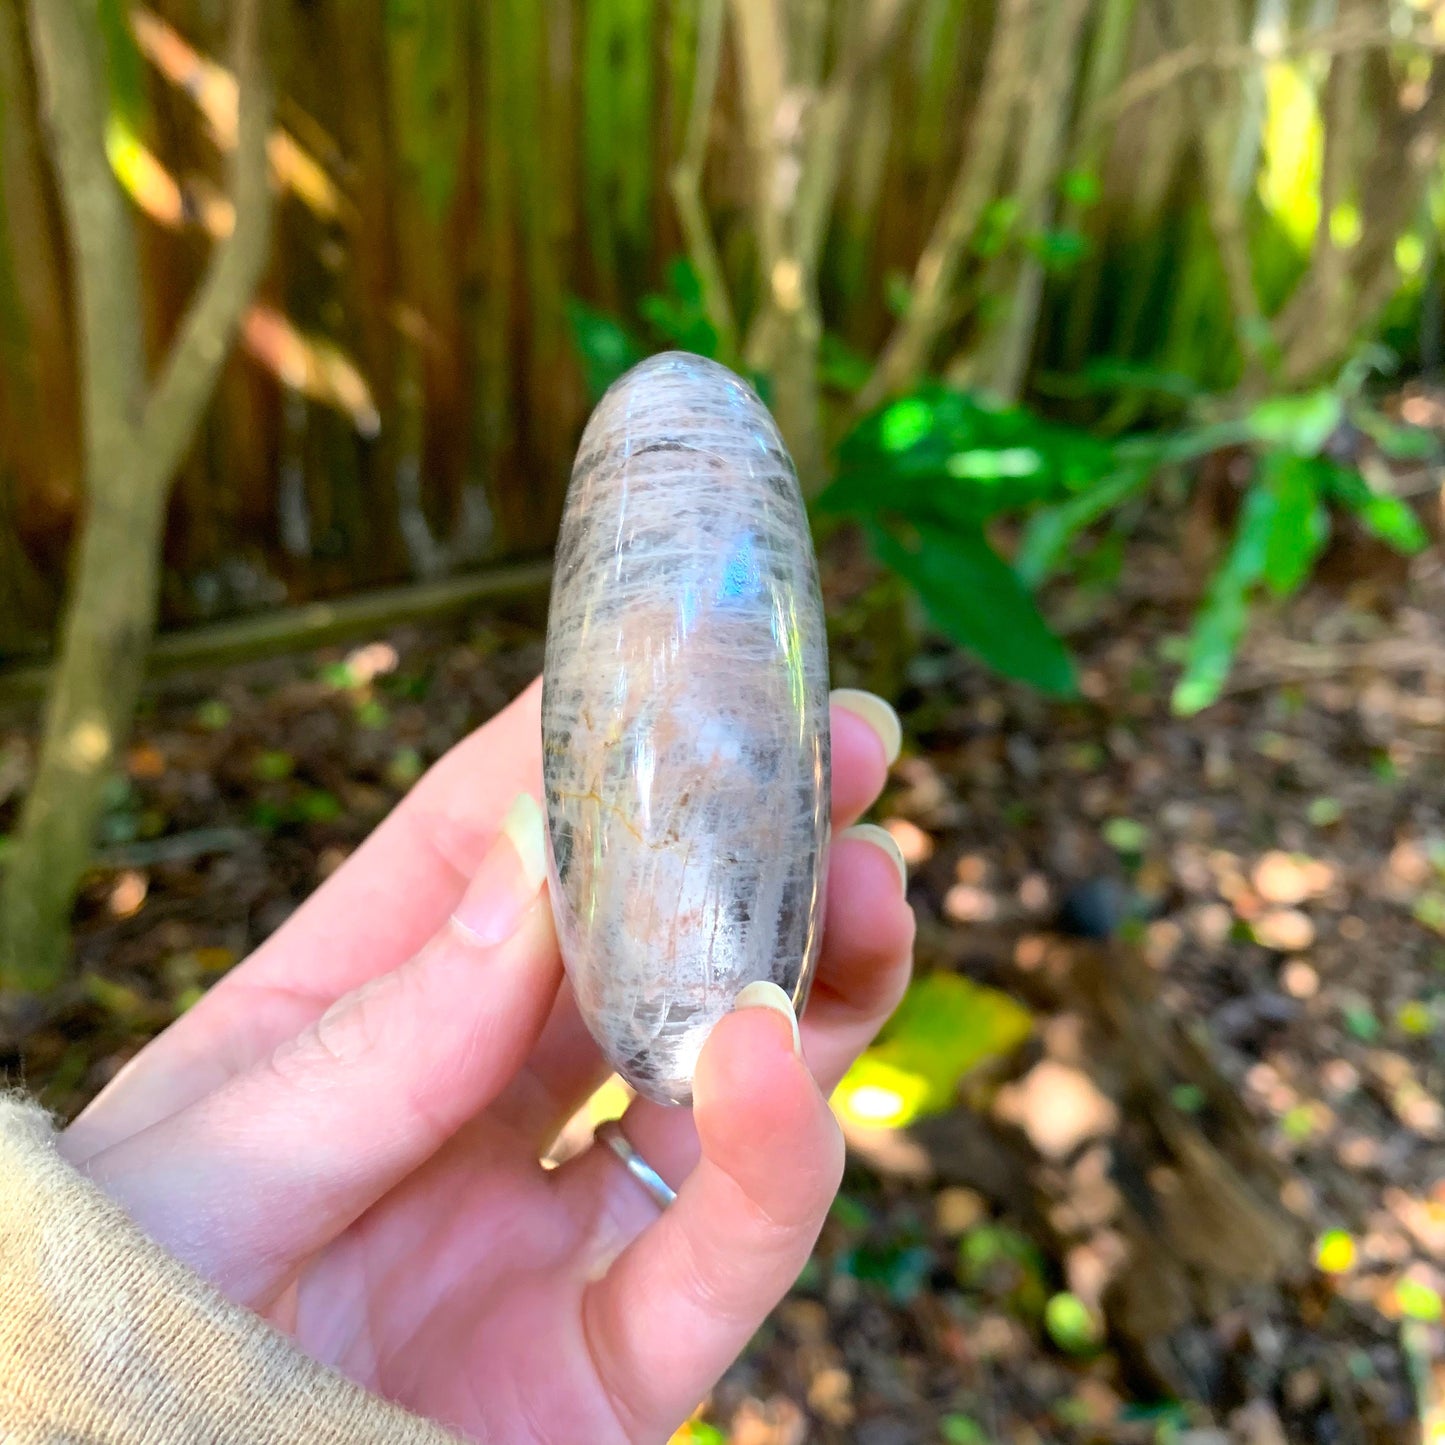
[541,352,831,1106]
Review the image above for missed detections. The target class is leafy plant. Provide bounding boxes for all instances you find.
[824,351,1433,712]
[815,388,1118,696]
[1167,363,1430,714]
[569,258,731,403]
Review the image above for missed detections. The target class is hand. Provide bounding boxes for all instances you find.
[59,678,914,1443]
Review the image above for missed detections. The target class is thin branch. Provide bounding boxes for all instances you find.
[668,0,737,357]
[795,0,913,271]
[1095,17,1445,129]
[983,0,1093,402]
[857,0,1034,412]
[138,0,274,483]
[1156,0,1269,376]
[25,0,148,457]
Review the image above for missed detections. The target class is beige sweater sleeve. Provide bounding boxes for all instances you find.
[0,1094,464,1444]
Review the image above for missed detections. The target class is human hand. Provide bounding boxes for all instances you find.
[59,678,914,1443]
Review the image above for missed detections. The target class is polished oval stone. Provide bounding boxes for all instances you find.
[541,351,831,1106]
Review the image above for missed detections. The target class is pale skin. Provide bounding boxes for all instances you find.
[57,678,915,1443]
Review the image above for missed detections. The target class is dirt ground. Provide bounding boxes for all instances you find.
[4,510,1445,1444]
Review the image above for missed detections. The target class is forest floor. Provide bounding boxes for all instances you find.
[4,495,1445,1445]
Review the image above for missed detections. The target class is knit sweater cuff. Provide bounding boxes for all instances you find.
[0,1093,462,1444]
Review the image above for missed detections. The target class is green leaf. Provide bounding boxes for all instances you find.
[878,397,934,454]
[825,387,1115,530]
[1103,817,1150,854]
[253,750,295,782]
[672,1422,727,1445]
[1397,1278,1444,1323]
[195,700,232,732]
[1353,408,1438,461]
[818,333,872,394]
[1172,483,1277,715]
[974,196,1019,258]
[1246,390,1342,457]
[957,1224,1049,1316]
[833,973,1032,1128]
[1071,357,1204,402]
[297,789,343,824]
[1044,1292,1105,1356]
[566,301,645,401]
[946,446,1044,481]
[1015,465,1150,587]
[1115,419,1257,469]
[1260,453,1329,598]
[99,0,147,129]
[941,1414,991,1445]
[1027,227,1090,272]
[871,522,1078,696]
[1316,463,1429,553]
[1060,169,1101,206]
[1358,494,1428,552]
[638,259,719,358]
[884,269,913,318]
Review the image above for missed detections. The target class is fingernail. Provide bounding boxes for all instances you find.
[733,979,802,1057]
[841,823,908,891]
[451,793,548,947]
[832,688,902,766]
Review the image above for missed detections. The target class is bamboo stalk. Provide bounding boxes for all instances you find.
[668,0,737,356]
[474,0,516,537]
[834,47,895,319]
[857,0,1034,412]
[794,0,912,273]
[583,0,656,301]
[1303,0,1367,344]
[1057,0,1141,370]
[497,0,576,549]
[730,0,912,481]
[1275,50,1445,382]
[1157,0,1267,381]
[977,0,1093,402]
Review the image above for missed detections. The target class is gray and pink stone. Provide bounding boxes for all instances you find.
[541,351,831,1106]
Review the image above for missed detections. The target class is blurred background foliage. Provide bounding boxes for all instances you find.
[3,0,1445,985]
[1,0,1441,659]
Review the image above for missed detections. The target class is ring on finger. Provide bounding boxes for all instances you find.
[594,1118,677,1211]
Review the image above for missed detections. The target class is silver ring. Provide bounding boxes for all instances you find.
[595,1119,677,1210]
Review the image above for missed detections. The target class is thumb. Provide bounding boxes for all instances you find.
[67,794,561,1305]
[578,984,844,1440]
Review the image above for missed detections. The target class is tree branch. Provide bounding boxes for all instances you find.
[138,0,273,485]
[25,0,148,458]
[1094,16,1445,130]
[668,0,737,358]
